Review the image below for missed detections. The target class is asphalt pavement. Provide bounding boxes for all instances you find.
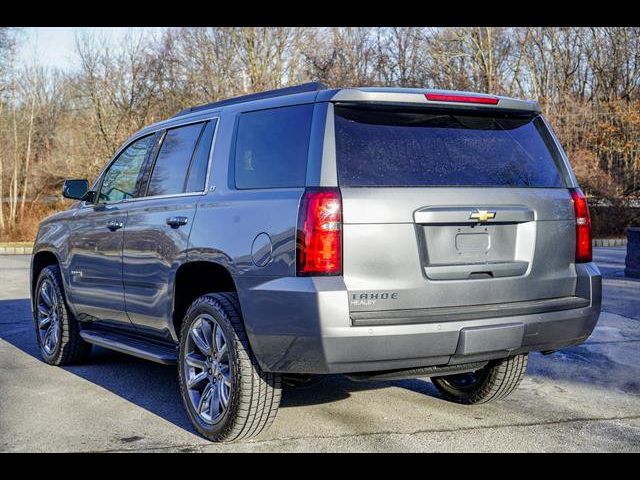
[0,248,638,452]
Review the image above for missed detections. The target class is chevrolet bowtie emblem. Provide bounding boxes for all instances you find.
[470,209,496,222]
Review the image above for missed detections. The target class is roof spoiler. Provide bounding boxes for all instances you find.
[329,88,541,113]
[172,82,328,118]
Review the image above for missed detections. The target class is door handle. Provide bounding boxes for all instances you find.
[166,216,188,228]
[106,220,124,231]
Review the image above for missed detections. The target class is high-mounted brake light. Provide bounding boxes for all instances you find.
[569,188,592,263]
[296,188,342,276]
[425,93,499,105]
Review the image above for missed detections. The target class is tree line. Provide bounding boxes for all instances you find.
[1,27,639,240]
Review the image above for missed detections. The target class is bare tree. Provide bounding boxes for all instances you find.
[73,29,165,167]
[0,27,19,231]
[303,27,381,86]
[2,26,640,241]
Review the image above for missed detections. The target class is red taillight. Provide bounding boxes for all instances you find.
[570,188,592,263]
[296,188,342,276]
[425,93,499,105]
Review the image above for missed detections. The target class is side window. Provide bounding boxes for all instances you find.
[147,122,204,197]
[234,104,314,189]
[99,135,155,203]
[185,120,216,193]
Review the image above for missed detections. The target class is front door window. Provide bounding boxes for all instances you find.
[98,135,155,203]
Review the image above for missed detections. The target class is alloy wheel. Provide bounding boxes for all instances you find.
[36,279,61,355]
[183,314,232,424]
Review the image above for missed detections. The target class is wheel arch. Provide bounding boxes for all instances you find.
[172,260,239,341]
[31,249,62,307]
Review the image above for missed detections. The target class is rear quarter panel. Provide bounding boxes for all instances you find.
[187,99,325,361]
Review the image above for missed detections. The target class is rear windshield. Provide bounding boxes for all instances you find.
[334,105,566,188]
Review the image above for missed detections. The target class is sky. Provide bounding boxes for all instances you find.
[16,27,168,71]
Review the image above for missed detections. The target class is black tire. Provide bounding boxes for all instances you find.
[431,354,528,405]
[178,292,282,442]
[33,265,91,365]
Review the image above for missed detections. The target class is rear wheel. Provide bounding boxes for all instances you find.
[34,265,90,365]
[178,293,281,442]
[431,354,528,404]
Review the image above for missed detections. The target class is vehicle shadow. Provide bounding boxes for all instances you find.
[280,375,439,408]
[2,293,638,437]
[0,298,441,435]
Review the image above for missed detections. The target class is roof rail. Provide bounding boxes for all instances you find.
[172,82,328,118]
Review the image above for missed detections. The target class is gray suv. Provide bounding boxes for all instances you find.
[31,83,601,442]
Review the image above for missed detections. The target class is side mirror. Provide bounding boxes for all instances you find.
[62,179,93,201]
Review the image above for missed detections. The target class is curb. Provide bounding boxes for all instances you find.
[0,245,33,255]
[0,238,631,254]
[592,238,627,247]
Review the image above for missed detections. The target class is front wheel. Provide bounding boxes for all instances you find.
[34,265,91,365]
[431,354,528,404]
[178,292,282,442]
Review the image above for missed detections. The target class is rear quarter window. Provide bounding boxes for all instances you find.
[234,104,314,189]
[185,120,216,193]
[334,105,566,188]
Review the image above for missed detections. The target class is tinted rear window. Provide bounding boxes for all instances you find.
[334,105,565,188]
[234,104,313,189]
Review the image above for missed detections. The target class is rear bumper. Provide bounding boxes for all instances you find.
[237,262,601,374]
